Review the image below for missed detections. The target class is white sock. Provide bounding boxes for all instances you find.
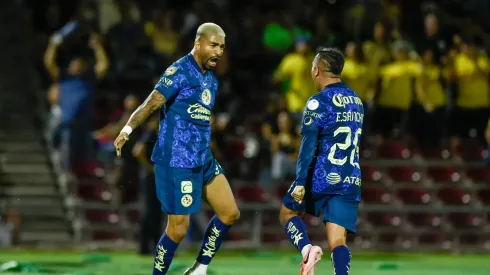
[192,262,208,274]
[301,244,312,258]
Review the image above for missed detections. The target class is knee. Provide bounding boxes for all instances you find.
[166,215,190,242]
[218,207,240,225]
[279,205,302,226]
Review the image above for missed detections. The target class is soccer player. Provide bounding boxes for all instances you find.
[113,23,240,275]
[279,48,364,275]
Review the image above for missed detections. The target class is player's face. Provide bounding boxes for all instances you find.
[198,34,225,70]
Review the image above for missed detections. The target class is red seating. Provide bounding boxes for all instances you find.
[378,141,410,159]
[361,166,382,183]
[387,167,419,182]
[477,188,490,205]
[447,213,482,228]
[362,187,390,203]
[85,210,119,223]
[418,233,444,245]
[437,188,471,205]
[427,167,460,182]
[459,234,486,245]
[92,230,122,240]
[236,186,266,202]
[407,213,441,227]
[262,233,286,243]
[77,182,109,201]
[366,213,402,227]
[397,188,431,204]
[126,210,140,223]
[466,167,490,182]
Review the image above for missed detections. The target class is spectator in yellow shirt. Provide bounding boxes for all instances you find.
[411,49,448,150]
[373,41,432,139]
[273,37,316,117]
[450,41,490,158]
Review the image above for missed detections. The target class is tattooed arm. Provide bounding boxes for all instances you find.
[114,90,166,157]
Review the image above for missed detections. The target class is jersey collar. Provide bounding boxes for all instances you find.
[187,53,207,75]
[324,82,347,89]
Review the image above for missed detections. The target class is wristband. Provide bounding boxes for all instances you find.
[121,125,133,135]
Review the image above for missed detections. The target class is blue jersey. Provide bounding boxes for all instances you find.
[151,53,219,168]
[295,82,363,201]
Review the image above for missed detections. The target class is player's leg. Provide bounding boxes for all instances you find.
[324,195,359,275]
[185,160,239,274]
[153,164,202,275]
[280,183,323,275]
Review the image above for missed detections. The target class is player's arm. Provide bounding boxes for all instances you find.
[114,67,182,156]
[90,33,110,79]
[273,55,292,83]
[43,37,60,81]
[294,101,321,187]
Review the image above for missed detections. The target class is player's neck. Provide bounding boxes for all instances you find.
[321,78,341,88]
[191,49,206,73]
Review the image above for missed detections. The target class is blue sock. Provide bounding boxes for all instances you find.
[331,245,351,275]
[196,215,231,265]
[284,216,311,252]
[152,233,179,275]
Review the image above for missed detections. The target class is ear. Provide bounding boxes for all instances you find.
[194,41,201,51]
[313,65,320,78]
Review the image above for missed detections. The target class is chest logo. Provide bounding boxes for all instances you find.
[201,89,212,106]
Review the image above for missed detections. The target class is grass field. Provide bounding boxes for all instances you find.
[0,250,489,275]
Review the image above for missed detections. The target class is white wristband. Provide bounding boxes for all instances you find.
[121,125,133,135]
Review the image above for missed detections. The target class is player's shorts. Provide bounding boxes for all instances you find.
[154,158,224,215]
[282,184,359,234]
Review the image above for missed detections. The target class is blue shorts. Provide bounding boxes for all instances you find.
[282,183,359,233]
[154,158,224,215]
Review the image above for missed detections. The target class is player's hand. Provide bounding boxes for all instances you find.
[114,132,129,157]
[291,186,305,204]
[423,102,434,113]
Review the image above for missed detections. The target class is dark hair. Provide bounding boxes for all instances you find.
[316,47,345,76]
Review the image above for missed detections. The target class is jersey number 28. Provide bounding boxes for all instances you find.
[327,126,362,168]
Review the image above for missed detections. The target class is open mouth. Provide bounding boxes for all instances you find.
[208,57,220,67]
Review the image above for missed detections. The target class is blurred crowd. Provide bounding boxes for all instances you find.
[23,0,490,204]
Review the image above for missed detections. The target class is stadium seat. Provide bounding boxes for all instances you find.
[366,213,402,227]
[92,230,122,240]
[378,141,410,159]
[418,233,443,245]
[447,213,482,229]
[361,166,382,183]
[387,167,419,182]
[262,233,287,243]
[397,188,431,205]
[126,210,140,223]
[427,167,460,182]
[466,167,490,182]
[362,187,390,203]
[461,142,485,161]
[437,188,471,205]
[378,233,399,245]
[459,234,486,245]
[476,188,490,205]
[85,210,119,223]
[406,213,441,228]
[236,186,266,202]
[76,182,109,201]
[421,147,448,160]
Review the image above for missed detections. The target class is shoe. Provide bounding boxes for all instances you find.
[183,265,206,275]
[300,245,323,275]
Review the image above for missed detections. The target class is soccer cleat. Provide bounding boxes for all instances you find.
[183,267,206,275]
[300,245,323,275]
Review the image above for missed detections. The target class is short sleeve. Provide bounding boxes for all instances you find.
[300,97,324,134]
[154,66,183,101]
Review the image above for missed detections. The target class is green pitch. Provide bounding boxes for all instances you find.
[0,250,488,275]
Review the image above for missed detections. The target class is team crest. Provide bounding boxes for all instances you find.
[201,89,212,105]
[165,66,178,76]
[181,194,193,207]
